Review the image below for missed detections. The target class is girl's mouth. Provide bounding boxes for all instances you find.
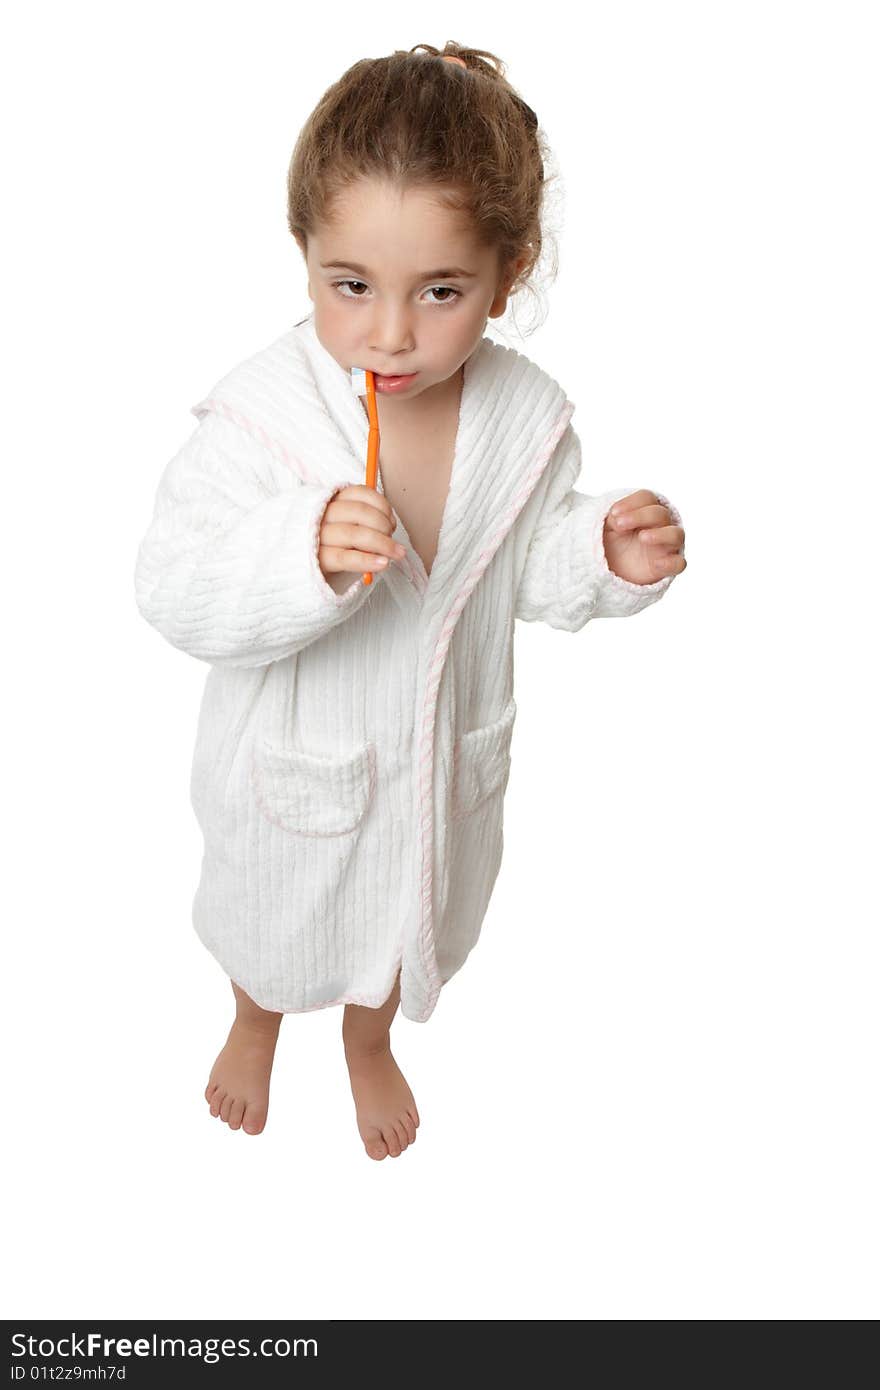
[374,373,419,394]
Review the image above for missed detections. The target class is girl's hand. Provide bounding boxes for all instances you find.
[318,485,407,579]
[603,490,686,585]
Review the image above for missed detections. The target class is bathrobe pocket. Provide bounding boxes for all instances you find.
[440,696,517,977]
[249,737,377,935]
[451,696,517,821]
[251,738,376,836]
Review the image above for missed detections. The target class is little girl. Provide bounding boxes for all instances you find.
[134,42,686,1161]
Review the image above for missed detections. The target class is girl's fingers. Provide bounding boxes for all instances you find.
[654,551,687,574]
[639,524,684,548]
[323,522,405,559]
[611,504,668,532]
[328,494,397,532]
[611,490,655,516]
[319,546,400,575]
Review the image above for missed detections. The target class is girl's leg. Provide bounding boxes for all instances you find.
[204,979,282,1135]
[342,971,420,1161]
[342,971,402,1053]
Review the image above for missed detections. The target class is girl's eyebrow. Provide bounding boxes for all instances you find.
[320,259,477,279]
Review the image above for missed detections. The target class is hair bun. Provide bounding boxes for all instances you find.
[513,94,538,131]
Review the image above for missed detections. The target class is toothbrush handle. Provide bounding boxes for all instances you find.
[363,373,380,584]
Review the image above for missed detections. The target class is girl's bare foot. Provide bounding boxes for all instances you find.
[344,1042,420,1160]
[342,974,419,1160]
[204,982,282,1135]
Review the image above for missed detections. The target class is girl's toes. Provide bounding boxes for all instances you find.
[407,1106,420,1130]
[365,1137,388,1160]
[392,1122,409,1151]
[209,1088,226,1117]
[228,1098,245,1130]
[401,1113,417,1144]
[204,1081,218,1103]
[220,1093,234,1123]
[242,1102,267,1135]
[384,1127,402,1158]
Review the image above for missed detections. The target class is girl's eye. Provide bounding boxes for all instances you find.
[333,280,369,299]
[426,286,460,305]
[331,280,461,306]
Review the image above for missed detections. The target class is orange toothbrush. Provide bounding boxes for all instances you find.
[350,366,380,584]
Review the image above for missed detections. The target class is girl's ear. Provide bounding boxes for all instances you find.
[488,252,529,318]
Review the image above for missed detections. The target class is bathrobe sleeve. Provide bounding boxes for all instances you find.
[134,410,377,668]
[514,423,684,630]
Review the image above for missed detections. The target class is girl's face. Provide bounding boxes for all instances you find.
[305,178,523,406]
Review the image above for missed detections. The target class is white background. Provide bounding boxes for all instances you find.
[4,0,877,1320]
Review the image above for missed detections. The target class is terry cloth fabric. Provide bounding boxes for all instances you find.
[134,315,683,1021]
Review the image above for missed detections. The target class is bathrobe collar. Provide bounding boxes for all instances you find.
[191,314,575,627]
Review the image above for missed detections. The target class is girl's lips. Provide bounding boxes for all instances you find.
[374,372,419,393]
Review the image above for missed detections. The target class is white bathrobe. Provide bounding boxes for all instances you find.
[134,315,683,1022]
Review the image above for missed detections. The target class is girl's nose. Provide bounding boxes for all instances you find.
[369,309,415,357]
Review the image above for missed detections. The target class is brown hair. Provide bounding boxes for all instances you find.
[286,41,560,334]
